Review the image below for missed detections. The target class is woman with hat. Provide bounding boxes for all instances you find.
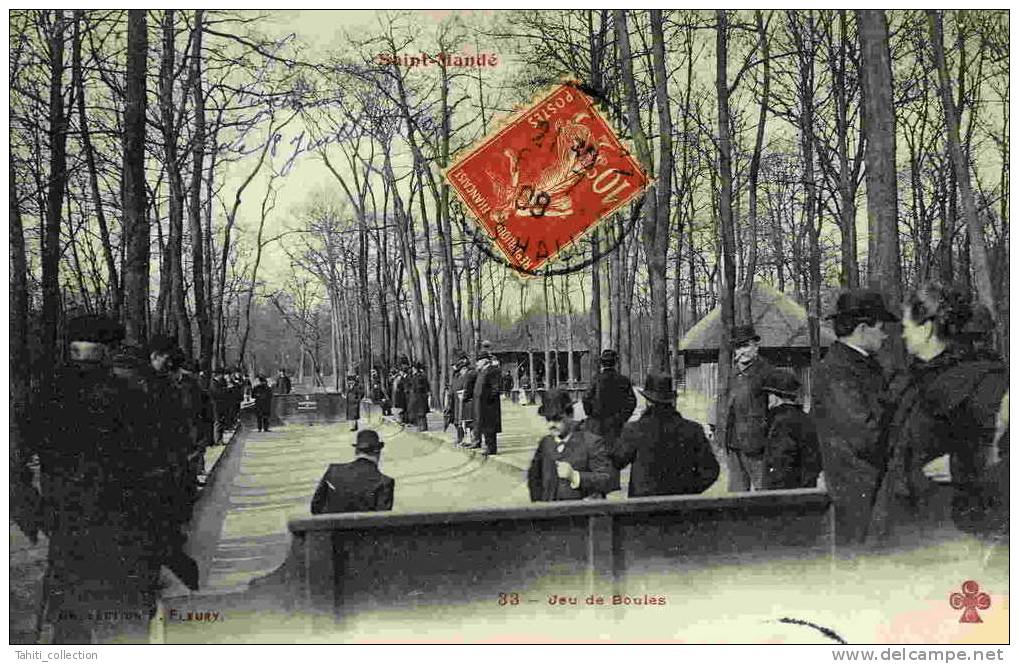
[759,369,821,491]
[527,389,613,501]
[867,283,1007,547]
[612,373,719,498]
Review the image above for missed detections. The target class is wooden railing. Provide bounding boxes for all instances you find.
[256,489,833,623]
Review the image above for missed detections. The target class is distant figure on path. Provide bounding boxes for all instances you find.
[252,375,274,432]
[311,430,394,514]
[612,372,719,498]
[274,369,292,395]
[344,372,365,432]
[405,361,431,431]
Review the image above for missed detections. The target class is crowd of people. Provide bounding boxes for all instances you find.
[11,315,298,644]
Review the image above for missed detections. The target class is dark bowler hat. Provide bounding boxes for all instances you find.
[731,324,761,348]
[826,289,899,322]
[480,340,494,358]
[353,429,384,454]
[640,372,676,404]
[761,369,801,400]
[599,349,619,366]
[538,388,574,421]
[67,314,124,344]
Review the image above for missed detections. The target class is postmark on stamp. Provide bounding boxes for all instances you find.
[445,83,650,275]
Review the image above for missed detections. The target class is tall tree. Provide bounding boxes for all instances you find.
[715,10,738,445]
[42,11,68,359]
[857,10,902,306]
[190,9,213,377]
[927,10,996,317]
[122,9,149,347]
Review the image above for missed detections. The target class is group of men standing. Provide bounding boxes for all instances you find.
[446,341,503,455]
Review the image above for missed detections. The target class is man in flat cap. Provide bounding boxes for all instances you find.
[811,289,897,546]
[582,349,637,470]
[311,429,395,514]
[528,389,613,501]
[612,372,719,497]
[721,324,776,492]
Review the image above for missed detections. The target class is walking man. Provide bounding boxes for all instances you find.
[721,324,775,492]
[582,348,637,491]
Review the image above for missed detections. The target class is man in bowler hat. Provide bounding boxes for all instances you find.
[311,429,395,514]
[721,324,775,492]
[811,289,897,546]
[528,389,613,501]
[612,373,719,497]
[760,369,821,490]
[582,349,637,449]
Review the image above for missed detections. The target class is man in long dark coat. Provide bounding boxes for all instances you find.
[528,389,613,501]
[344,372,365,431]
[812,289,897,546]
[473,343,502,455]
[311,430,394,513]
[760,369,822,490]
[721,324,776,492]
[405,362,430,430]
[582,348,636,492]
[252,375,274,432]
[445,351,471,447]
[612,373,720,497]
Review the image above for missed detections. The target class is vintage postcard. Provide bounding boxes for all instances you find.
[9,8,1009,651]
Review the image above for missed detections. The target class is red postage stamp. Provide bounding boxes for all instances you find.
[445,83,650,274]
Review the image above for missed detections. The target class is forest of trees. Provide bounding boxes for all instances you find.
[9,9,1009,416]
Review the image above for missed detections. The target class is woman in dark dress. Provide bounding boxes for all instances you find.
[867,283,1008,548]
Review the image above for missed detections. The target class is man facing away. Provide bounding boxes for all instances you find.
[311,429,395,514]
[721,324,775,492]
[252,375,274,432]
[760,369,822,491]
[612,372,720,497]
[811,289,897,546]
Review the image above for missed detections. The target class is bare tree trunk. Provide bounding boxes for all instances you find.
[122,9,149,347]
[858,9,903,307]
[715,10,738,448]
[73,11,120,317]
[42,11,68,359]
[159,10,191,352]
[11,156,31,466]
[616,10,668,373]
[833,10,861,288]
[190,10,212,378]
[927,10,996,316]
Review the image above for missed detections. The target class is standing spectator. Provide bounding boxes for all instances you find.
[393,357,409,423]
[406,362,431,431]
[760,369,822,490]
[311,430,394,514]
[170,352,210,502]
[445,351,470,446]
[812,289,897,546]
[370,368,390,415]
[582,348,637,492]
[252,375,274,432]
[209,370,228,445]
[460,354,480,448]
[473,342,503,455]
[720,324,776,492]
[147,336,192,531]
[612,372,719,498]
[274,368,292,395]
[868,284,1008,546]
[344,372,365,431]
[528,388,613,501]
